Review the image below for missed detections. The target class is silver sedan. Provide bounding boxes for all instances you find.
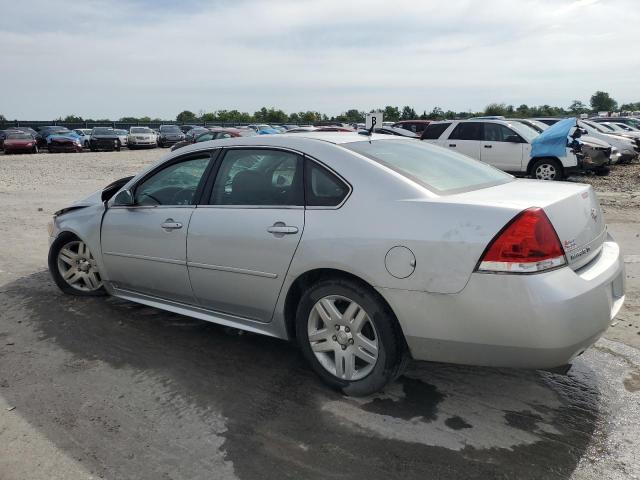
[47,133,625,395]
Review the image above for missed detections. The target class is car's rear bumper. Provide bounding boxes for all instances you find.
[378,234,625,369]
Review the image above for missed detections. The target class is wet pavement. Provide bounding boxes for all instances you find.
[1,272,638,480]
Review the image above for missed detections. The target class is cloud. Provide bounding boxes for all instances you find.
[0,0,638,119]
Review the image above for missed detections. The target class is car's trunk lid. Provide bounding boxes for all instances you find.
[446,179,606,270]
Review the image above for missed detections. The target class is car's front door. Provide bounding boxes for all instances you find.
[101,152,213,303]
[480,122,525,172]
[187,148,305,322]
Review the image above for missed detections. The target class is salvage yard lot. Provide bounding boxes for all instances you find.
[0,149,639,479]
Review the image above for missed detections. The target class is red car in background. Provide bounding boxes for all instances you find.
[2,131,38,154]
[170,128,243,151]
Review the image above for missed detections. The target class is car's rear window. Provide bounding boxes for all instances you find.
[344,139,513,194]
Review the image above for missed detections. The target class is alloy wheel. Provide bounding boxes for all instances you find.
[307,295,379,381]
[57,240,103,292]
[535,163,557,180]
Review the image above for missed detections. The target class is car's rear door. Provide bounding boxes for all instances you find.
[101,152,214,304]
[444,122,482,160]
[186,148,305,323]
[480,122,525,172]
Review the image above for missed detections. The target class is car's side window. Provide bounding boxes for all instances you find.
[134,155,211,206]
[484,123,521,142]
[196,133,215,142]
[305,161,349,207]
[449,122,483,141]
[209,149,303,206]
[421,122,451,139]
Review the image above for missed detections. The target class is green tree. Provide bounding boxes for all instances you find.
[568,100,588,115]
[400,106,417,120]
[176,110,198,123]
[139,116,151,123]
[484,103,507,116]
[516,104,530,116]
[620,102,640,112]
[0,114,5,121]
[590,91,617,112]
[335,109,364,123]
[427,107,445,120]
[381,106,400,122]
[119,116,139,123]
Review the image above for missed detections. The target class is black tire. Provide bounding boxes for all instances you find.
[48,233,107,297]
[32,146,38,154]
[595,166,610,176]
[530,158,563,181]
[295,277,408,396]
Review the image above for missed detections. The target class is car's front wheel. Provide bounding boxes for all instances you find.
[531,158,563,181]
[48,233,106,296]
[296,278,407,396]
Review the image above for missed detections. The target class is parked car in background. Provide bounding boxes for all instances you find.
[315,126,355,132]
[170,128,241,151]
[580,120,639,163]
[47,133,624,395]
[35,126,74,148]
[114,129,129,147]
[513,119,619,166]
[360,126,419,138]
[590,116,640,129]
[0,129,25,150]
[391,120,431,134]
[73,129,93,147]
[157,125,185,147]
[89,127,122,152]
[610,122,640,133]
[422,119,579,180]
[2,131,39,154]
[532,118,564,126]
[127,127,157,149]
[46,131,83,153]
[180,125,201,135]
[286,127,319,133]
[598,122,640,140]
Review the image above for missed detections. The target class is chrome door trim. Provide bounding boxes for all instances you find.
[103,251,186,266]
[195,205,304,210]
[187,261,278,279]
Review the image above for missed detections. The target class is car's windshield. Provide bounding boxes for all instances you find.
[130,127,152,134]
[160,125,181,133]
[93,127,114,135]
[115,129,127,135]
[581,120,609,133]
[505,122,539,142]
[602,123,624,132]
[7,132,31,139]
[344,139,513,194]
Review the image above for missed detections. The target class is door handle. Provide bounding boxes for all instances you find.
[484,145,492,148]
[267,224,299,235]
[161,219,183,230]
[448,143,457,147]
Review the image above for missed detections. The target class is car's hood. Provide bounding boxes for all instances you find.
[580,135,610,148]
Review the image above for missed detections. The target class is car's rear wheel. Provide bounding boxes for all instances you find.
[296,278,407,396]
[531,158,563,181]
[48,234,106,296]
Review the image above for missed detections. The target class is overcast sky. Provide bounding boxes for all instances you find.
[1,0,638,119]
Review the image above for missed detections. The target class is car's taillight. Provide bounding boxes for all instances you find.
[476,207,566,274]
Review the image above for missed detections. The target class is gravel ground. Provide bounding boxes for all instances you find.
[0,149,639,480]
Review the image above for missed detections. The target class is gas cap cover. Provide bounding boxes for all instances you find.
[385,246,416,279]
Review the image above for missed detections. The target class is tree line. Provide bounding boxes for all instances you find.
[1,91,637,125]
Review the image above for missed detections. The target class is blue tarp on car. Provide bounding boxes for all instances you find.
[530,118,576,158]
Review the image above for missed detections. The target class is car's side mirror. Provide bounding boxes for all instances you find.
[113,189,134,206]
[504,134,523,143]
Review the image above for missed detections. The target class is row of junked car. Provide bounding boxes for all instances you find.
[2,116,638,181]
